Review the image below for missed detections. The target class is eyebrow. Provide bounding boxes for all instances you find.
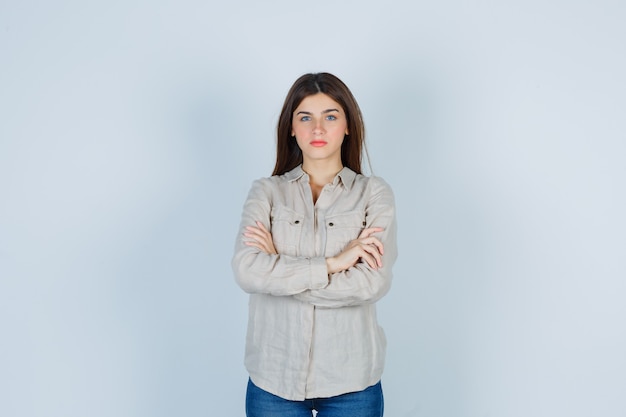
[296,108,340,115]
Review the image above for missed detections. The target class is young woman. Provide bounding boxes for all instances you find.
[232,72,397,417]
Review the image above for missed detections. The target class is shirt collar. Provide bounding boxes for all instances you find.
[285,165,357,190]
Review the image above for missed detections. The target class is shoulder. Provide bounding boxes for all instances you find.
[368,175,393,190]
[353,174,395,196]
[350,175,396,214]
[246,173,292,197]
[250,166,302,189]
[249,176,277,188]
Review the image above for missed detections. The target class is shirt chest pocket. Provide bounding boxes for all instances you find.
[270,206,303,255]
[325,210,366,257]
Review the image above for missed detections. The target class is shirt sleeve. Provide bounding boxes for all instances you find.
[292,177,398,308]
[231,178,329,296]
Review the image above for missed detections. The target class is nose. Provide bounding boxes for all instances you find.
[313,119,325,135]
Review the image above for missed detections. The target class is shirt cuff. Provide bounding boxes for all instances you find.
[309,257,329,290]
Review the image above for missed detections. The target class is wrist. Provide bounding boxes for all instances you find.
[325,257,337,275]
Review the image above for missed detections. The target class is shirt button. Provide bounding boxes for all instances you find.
[294,220,300,224]
[362,221,366,226]
[328,222,334,227]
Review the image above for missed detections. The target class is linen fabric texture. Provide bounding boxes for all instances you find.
[232,165,397,401]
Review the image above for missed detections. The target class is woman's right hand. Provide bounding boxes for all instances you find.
[326,227,385,274]
[243,221,277,255]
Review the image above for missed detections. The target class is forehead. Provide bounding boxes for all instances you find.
[294,93,344,112]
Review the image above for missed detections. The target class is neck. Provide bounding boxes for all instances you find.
[302,159,343,186]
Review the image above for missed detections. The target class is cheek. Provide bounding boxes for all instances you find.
[331,121,348,135]
[331,124,348,137]
[294,136,306,149]
[292,124,305,137]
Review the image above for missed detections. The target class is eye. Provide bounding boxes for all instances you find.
[300,116,311,122]
[325,114,337,121]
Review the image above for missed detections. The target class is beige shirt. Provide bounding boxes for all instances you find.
[232,165,397,401]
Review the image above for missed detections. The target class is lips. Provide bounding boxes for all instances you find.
[310,140,327,147]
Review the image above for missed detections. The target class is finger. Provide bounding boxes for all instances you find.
[243,235,268,248]
[358,249,379,269]
[256,221,271,233]
[256,226,274,244]
[245,225,265,235]
[243,230,268,243]
[243,232,271,249]
[359,236,384,255]
[244,226,261,236]
[244,239,275,254]
[347,244,378,269]
[358,227,379,238]
[358,227,384,239]
[244,240,266,252]
[245,226,271,241]
[361,243,383,268]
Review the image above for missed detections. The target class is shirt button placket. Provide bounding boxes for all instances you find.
[315,210,325,256]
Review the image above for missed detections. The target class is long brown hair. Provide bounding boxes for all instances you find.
[272,73,366,176]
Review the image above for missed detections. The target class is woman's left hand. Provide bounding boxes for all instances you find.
[243,221,277,255]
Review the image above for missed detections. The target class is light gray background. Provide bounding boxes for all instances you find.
[1,1,624,416]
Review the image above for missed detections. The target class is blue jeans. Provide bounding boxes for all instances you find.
[245,378,384,417]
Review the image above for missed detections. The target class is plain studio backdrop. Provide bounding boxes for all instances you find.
[1,1,624,416]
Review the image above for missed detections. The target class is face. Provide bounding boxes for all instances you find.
[291,93,349,167]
